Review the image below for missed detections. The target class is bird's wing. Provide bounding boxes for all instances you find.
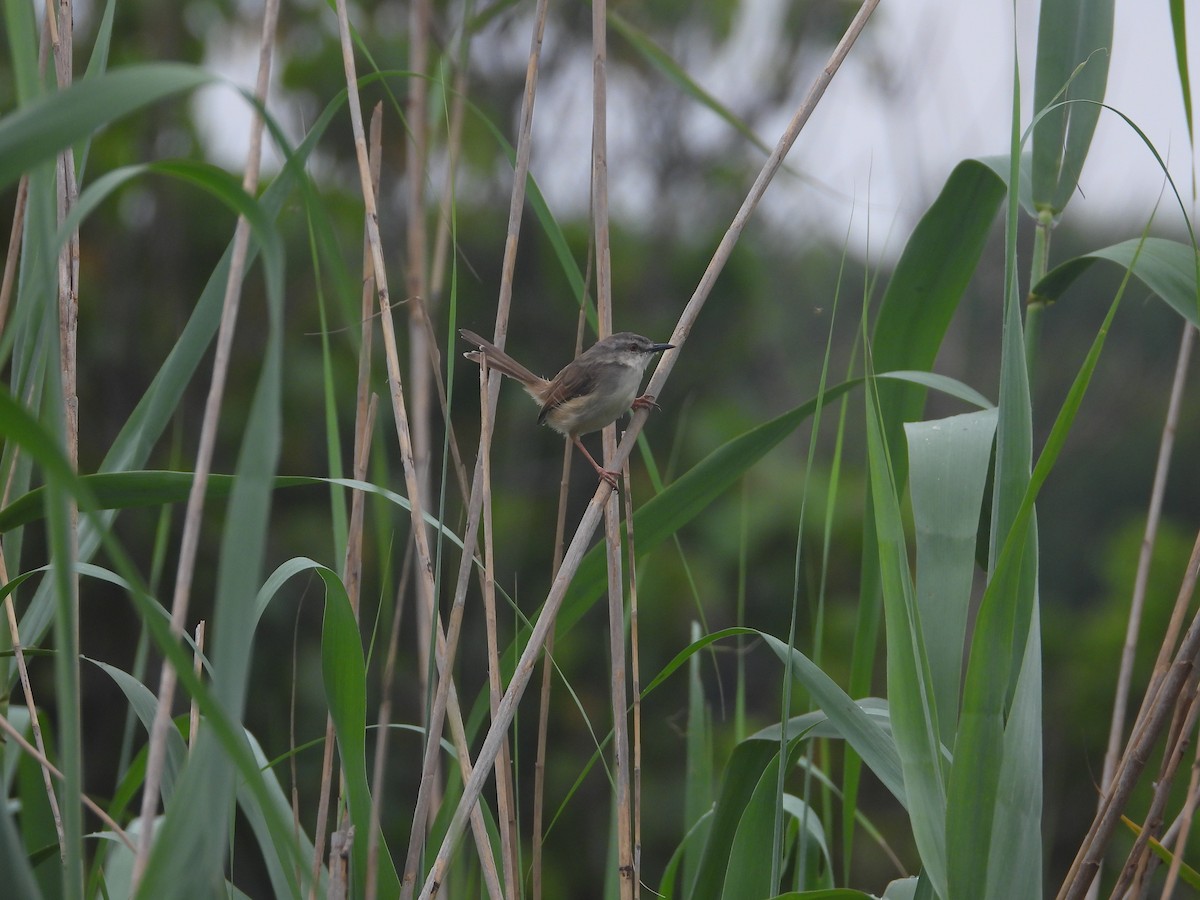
[537,362,601,425]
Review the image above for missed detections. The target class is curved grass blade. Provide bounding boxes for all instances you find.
[1030,237,1200,326]
[0,64,214,191]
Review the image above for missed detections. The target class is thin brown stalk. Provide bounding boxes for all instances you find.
[622,461,643,898]
[134,0,280,883]
[1099,323,1193,801]
[0,174,29,338]
[421,36,475,507]
[478,360,521,899]
[1161,734,1200,899]
[417,5,880,893]
[404,0,437,820]
[533,280,591,900]
[1112,673,1200,896]
[0,710,135,853]
[402,0,552,889]
[0,545,65,859]
[589,0,634,890]
[51,0,79,872]
[320,105,383,900]
[1057,529,1200,900]
[329,2,495,893]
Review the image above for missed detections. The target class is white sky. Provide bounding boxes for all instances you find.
[193,0,1199,262]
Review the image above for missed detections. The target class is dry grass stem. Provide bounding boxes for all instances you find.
[51,0,80,868]
[0,545,65,858]
[1161,734,1200,898]
[327,3,494,892]
[1114,674,1200,895]
[0,704,135,852]
[133,0,280,883]
[0,174,29,339]
[311,97,385,879]
[533,283,592,899]
[588,0,635,891]
[1057,529,1200,899]
[1099,323,1194,809]
[417,6,880,892]
[622,463,644,897]
[478,360,521,899]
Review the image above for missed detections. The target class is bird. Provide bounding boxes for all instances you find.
[459,328,675,488]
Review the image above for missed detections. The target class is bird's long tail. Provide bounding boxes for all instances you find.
[459,328,546,394]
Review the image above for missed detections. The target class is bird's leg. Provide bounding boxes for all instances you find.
[631,394,660,412]
[573,436,620,489]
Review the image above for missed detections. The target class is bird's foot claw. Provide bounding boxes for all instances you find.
[632,394,660,412]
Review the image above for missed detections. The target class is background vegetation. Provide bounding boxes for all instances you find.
[2,0,1199,897]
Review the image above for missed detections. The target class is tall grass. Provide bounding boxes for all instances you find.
[2,0,1200,898]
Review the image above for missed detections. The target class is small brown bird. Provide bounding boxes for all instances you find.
[460,328,674,488]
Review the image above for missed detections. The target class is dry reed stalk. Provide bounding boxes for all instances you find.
[0,708,135,852]
[588,0,635,887]
[1097,323,1193,823]
[417,3,881,894]
[1115,673,1200,895]
[1057,529,1200,900]
[477,358,521,899]
[133,0,280,884]
[1161,734,1200,898]
[327,3,505,890]
[402,0,553,889]
[0,174,28,339]
[533,279,592,900]
[622,464,644,898]
[405,0,438,823]
[0,543,65,857]
[312,101,385,900]
[51,0,79,866]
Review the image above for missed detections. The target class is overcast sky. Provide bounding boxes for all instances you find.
[194,0,1197,262]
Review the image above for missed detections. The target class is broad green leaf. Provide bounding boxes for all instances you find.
[0,396,309,895]
[871,158,1006,459]
[848,158,1004,877]
[84,658,186,803]
[237,730,328,900]
[864,374,947,899]
[906,409,997,743]
[321,567,402,896]
[1030,237,1200,326]
[722,747,795,900]
[0,65,214,190]
[12,92,342,662]
[689,738,780,900]
[556,382,856,637]
[1031,0,1115,214]
[985,613,1043,900]
[947,55,1039,898]
[761,635,905,805]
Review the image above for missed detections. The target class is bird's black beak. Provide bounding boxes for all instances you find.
[652,342,675,353]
